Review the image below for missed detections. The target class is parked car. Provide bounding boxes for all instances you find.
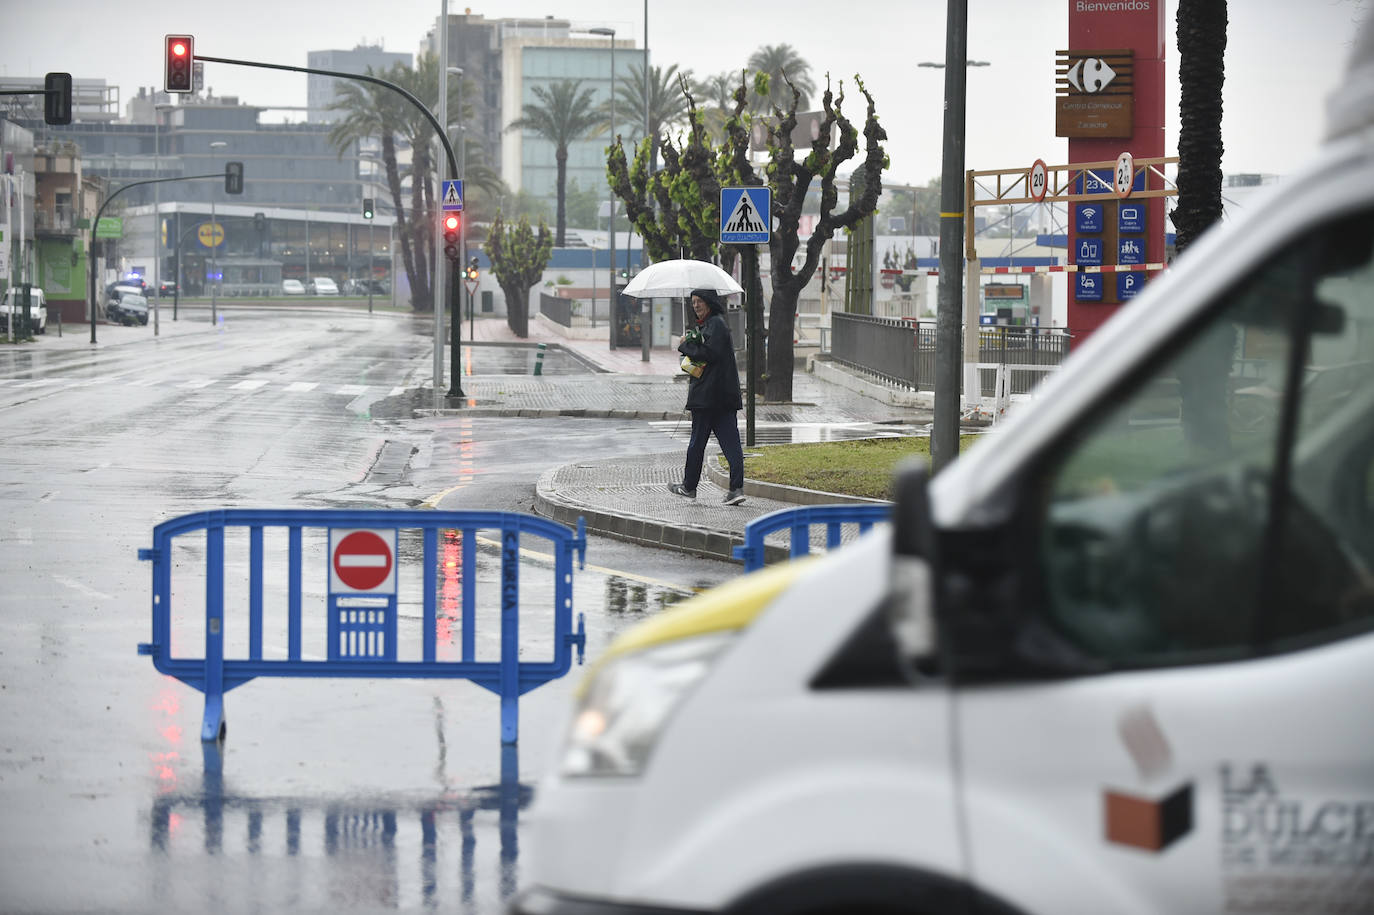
[307,277,339,295]
[106,290,149,326]
[280,279,306,295]
[0,286,48,335]
[158,280,178,298]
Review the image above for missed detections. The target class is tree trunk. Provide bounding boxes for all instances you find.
[1173,0,1231,455]
[1172,0,1228,254]
[503,280,529,337]
[555,147,568,247]
[381,135,421,312]
[764,283,799,402]
[409,146,432,311]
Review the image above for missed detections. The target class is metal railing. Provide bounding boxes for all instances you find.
[830,312,1073,396]
[137,508,587,747]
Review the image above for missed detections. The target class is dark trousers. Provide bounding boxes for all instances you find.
[683,409,744,491]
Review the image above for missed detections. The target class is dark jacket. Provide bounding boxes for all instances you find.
[679,309,743,412]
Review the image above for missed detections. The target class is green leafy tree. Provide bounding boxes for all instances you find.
[747,44,815,112]
[484,211,553,338]
[507,80,604,247]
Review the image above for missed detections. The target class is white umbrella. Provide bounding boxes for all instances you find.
[621,259,743,298]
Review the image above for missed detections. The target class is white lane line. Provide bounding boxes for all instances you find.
[53,575,115,601]
[230,379,270,390]
[179,379,218,389]
[284,382,319,393]
[335,384,368,396]
[389,387,406,396]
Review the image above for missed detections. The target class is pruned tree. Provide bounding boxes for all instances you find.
[737,72,888,402]
[484,212,553,338]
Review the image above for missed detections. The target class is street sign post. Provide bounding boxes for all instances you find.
[329,529,397,593]
[442,179,464,211]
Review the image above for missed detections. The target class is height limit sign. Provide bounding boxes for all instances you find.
[720,187,770,244]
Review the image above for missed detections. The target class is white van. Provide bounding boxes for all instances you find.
[513,24,1374,915]
[0,286,47,335]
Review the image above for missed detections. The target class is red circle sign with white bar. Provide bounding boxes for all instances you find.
[330,529,397,593]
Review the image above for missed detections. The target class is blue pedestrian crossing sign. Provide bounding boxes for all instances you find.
[442,179,464,211]
[720,186,770,244]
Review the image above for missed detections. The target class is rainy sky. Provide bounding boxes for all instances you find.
[5,0,1368,185]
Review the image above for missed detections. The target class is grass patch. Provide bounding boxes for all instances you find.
[726,434,982,500]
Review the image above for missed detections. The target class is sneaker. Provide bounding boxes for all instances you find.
[723,488,746,505]
[668,483,697,499]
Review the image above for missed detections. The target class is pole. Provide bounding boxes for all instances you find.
[449,66,465,398]
[153,114,161,337]
[368,219,374,313]
[610,38,617,351]
[210,196,218,324]
[743,248,756,447]
[931,0,968,474]
[436,0,450,396]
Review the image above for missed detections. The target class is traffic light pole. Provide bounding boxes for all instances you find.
[86,173,221,344]
[195,53,461,391]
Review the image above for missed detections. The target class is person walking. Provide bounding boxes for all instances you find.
[670,288,746,505]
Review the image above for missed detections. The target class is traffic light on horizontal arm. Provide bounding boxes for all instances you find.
[224,161,244,195]
[44,72,72,126]
[165,35,194,94]
[443,213,460,260]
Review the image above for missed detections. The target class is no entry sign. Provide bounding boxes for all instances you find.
[329,529,397,594]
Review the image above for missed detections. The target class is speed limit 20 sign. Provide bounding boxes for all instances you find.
[1029,159,1049,202]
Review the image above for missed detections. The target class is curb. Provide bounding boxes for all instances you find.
[533,467,745,563]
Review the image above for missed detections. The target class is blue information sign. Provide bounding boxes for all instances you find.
[1076,203,1104,234]
[441,179,464,211]
[1076,237,1104,267]
[720,187,771,244]
[1118,203,1145,234]
[1076,273,1104,302]
[1118,272,1146,300]
[1118,236,1145,265]
[1077,167,1144,195]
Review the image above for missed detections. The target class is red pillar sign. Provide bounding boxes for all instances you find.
[1063,0,1166,339]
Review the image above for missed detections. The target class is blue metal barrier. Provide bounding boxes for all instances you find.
[137,509,587,745]
[734,503,892,572]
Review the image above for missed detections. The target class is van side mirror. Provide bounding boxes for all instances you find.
[887,460,938,661]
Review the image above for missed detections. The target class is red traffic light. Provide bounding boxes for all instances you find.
[443,214,460,233]
[165,34,194,94]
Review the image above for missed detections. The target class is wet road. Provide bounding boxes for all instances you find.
[0,309,738,913]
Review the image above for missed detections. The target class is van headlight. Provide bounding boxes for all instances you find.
[560,631,735,778]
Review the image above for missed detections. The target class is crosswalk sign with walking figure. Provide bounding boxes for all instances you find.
[720,187,771,244]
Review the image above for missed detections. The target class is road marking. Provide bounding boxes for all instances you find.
[335,384,368,395]
[284,382,318,393]
[53,574,115,601]
[230,379,270,391]
[179,378,217,389]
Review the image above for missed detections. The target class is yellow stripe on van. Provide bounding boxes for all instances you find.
[577,560,814,693]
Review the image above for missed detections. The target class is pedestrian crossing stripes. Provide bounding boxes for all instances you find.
[0,376,408,398]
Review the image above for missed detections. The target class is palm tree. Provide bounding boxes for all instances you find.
[328,66,422,308]
[747,44,815,112]
[507,79,604,246]
[611,63,693,169]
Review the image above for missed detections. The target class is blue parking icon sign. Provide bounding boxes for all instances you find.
[1118,272,1145,300]
[720,187,771,244]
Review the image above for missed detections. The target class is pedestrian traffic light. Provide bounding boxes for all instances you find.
[443,213,460,260]
[164,35,194,94]
[362,198,374,219]
[43,72,72,126]
[466,257,479,281]
[224,161,244,195]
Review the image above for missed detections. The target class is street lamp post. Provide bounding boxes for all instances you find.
[590,27,617,350]
[208,140,227,325]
